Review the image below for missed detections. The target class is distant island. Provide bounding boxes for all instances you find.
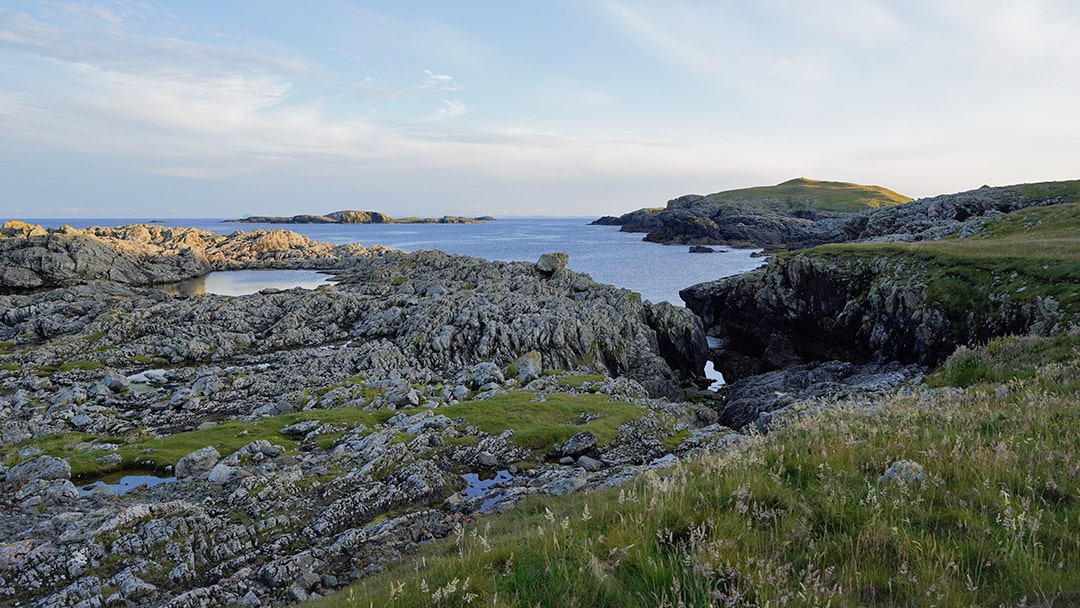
[225,210,496,225]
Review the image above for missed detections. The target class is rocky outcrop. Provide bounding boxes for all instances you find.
[0,222,375,289]
[682,248,1076,383]
[719,360,926,430]
[599,179,1079,251]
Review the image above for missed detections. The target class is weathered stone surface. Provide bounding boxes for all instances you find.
[720,360,925,430]
[0,221,741,607]
[683,249,1076,381]
[554,431,597,457]
[175,446,221,479]
[534,252,568,275]
[6,455,71,483]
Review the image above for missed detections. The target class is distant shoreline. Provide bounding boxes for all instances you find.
[224,210,496,225]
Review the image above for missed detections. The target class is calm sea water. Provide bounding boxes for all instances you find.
[30,217,764,305]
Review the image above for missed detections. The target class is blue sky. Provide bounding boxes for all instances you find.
[2,1,1078,218]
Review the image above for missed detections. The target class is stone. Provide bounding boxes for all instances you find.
[543,468,587,496]
[476,452,499,468]
[208,463,249,485]
[175,446,221,479]
[467,362,504,389]
[6,455,71,483]
[279,420,320,439]
[555,431,597,457]
[534,252,569,276]
[512,350,543,384]
[102,371,130,393]
[879,460,925,486]
[576,455,604,472]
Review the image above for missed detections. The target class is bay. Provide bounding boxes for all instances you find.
[29,217,764,305]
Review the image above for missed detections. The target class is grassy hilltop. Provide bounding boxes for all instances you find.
[699,177,912,214]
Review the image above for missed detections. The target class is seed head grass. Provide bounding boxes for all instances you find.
[316,335,1080,607]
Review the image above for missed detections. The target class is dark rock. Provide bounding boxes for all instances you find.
[577,455,604,471]
[555,431,597,457]
[688,246,716,253]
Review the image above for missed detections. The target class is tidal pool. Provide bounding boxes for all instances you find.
[159,270,336,296]
[461,469,518,512]
[78,472,177,497]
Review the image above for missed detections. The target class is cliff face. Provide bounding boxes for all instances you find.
[682,248,1076,383]
[678,181,1080,382]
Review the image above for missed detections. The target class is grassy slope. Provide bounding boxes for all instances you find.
[799,201,1080,323]
[701,178,912,214]
[315,335,1080,607]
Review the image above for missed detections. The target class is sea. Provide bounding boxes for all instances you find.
[29,217,765,306]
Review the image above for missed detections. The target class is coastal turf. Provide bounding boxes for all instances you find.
[797,201,1080,322]
[314,334,1080,607]
[1,388,672,480]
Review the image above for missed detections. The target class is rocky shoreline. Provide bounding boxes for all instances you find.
[0,221,757,607]
[680,181,1080,383]
[5,175,1075,607]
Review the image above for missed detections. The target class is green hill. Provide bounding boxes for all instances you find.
[700,177,912,214]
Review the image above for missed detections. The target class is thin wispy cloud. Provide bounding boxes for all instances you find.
[1,1,1077,217]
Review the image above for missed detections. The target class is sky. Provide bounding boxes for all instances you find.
[1,1,1079,219]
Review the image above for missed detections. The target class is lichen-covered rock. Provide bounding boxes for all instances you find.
[534,251,568,275]
[175,446,221,479]
[6,455,71,483]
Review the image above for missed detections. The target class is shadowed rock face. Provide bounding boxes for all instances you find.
[681,182,1080,383]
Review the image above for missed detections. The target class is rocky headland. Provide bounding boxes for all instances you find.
[226,211,495,225]
[679,179,1080,429]
[0,221,734,607]
[596,178,1080,252]
[593,178,911,250]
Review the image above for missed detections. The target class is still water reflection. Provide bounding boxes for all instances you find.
[160,270,335,296]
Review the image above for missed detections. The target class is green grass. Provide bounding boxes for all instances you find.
[930,334,1080,388]
[59,359,106,372]
[704,177,912,214]
[556,373,606,389]
[797,202,1080,329]
[315,336,1080,607]
[3,390,666,479]
[2,408,399,479]
[441,392,649,452]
